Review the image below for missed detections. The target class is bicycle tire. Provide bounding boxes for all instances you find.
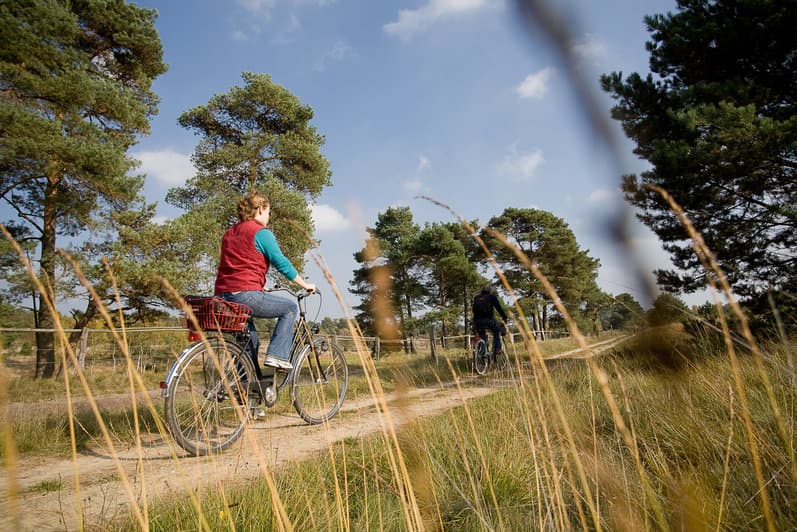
[473,338,489,375]
[494,347,509,370]
[291,339,348,424]
[164,336,258,455]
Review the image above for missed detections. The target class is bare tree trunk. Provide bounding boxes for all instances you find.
[543,304,550,340]
[532,301,543,341]
[68,299,98,346]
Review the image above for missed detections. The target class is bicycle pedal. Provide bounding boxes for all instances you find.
[262,385,278,408]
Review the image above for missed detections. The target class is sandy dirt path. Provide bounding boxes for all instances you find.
[1,335,628,531]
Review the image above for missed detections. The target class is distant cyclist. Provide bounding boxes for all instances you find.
[472,285,507,355]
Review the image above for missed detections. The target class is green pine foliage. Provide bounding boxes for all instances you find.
[166,72,332,274]
[0,0,167,376]
[483,207,604,332]
[601,0,797,320]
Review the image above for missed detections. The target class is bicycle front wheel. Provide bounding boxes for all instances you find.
[474,339,488,375]
[292,339,348,424]
[164,336,258,455]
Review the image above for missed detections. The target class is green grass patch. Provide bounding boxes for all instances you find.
[30,478,63,494]
[5,369,166,403]
[2,400,164,459]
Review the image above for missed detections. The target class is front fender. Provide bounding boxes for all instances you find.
[161,340,205,398]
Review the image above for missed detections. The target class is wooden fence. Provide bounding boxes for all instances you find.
[1,326,569,376]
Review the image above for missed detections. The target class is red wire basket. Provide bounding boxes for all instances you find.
[182,296,252,332]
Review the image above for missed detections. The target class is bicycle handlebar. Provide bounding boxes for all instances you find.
[267,285,318,301]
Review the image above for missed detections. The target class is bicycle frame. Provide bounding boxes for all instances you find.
[261,287,324,392]
[162,288,348,454]
[162,288,321,396]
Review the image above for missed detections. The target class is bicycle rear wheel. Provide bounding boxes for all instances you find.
[473,339,488,375]
[164,336,258,455]
[494,347,509,370]
[291,339,348,424]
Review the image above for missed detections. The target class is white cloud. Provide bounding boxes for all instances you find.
[417,155,431,171]
[516,67,554,99]
[499,147,544,181]
[315,39,352,71]
[403,178,429,193]
[231,30,250,41]
[588,187,616,202]
[311,204,352,232]
[134,149,195,186]
[384,0,491,41]
[234,0,330,42]
[572,33,606,60]
[270,14,302,44]
[237,0,333,17]
[237,0,276,16]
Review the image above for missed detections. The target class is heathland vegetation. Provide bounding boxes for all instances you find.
[1,0,796,530]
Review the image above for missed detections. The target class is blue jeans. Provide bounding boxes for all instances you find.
[219,291,298,365]
[474,318,504,354]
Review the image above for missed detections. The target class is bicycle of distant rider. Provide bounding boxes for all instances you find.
[471,327,508,375]
[161,287,349,455]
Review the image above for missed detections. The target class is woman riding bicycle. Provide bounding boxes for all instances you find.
[215,192,316,373]
[472,284,507,355]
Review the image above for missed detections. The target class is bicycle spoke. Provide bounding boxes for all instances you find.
[292,342,348,424]
[164,337,256,455]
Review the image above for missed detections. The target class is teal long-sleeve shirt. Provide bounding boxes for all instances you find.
[254,228,298,281]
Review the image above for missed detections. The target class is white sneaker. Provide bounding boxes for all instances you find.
[264,355,293,370]
[252,408,266,419]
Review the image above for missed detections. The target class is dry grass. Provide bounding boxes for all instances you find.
[2,2,795,530]
[2,198,796,532]
[121,336,796,531]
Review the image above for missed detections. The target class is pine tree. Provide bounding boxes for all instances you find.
[601,0,796,308]
[0,0,166,376]
[483,208,602,336]
[166,72,331,276]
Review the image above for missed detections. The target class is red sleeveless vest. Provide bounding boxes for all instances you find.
[214,220,270,294]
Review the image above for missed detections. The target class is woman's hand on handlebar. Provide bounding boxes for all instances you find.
[302,282,317,294]
[291,274,315,294]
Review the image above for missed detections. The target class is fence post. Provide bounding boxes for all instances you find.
[78,328,89,370]
[428,327,437,361]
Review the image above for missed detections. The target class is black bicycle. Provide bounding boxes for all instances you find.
[161,287,348,455]
[471,328,508,375]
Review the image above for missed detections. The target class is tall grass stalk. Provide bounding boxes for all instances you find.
[313,242,427,531]
[421,196,613,530]
[62,250,211,531]
[131,342,795,530]
[3,192,795,532]
[0,334,21,531]
[649,184,796,531]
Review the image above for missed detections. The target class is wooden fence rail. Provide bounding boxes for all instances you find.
[1,326,568,376]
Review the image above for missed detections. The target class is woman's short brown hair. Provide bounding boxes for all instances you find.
[237,193,269,222]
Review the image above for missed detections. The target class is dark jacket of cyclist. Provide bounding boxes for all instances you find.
[472,285,507,354]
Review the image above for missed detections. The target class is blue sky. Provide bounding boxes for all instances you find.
[130,0,706,317]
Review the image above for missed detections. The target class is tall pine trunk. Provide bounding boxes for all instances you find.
[36,170,59,378]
